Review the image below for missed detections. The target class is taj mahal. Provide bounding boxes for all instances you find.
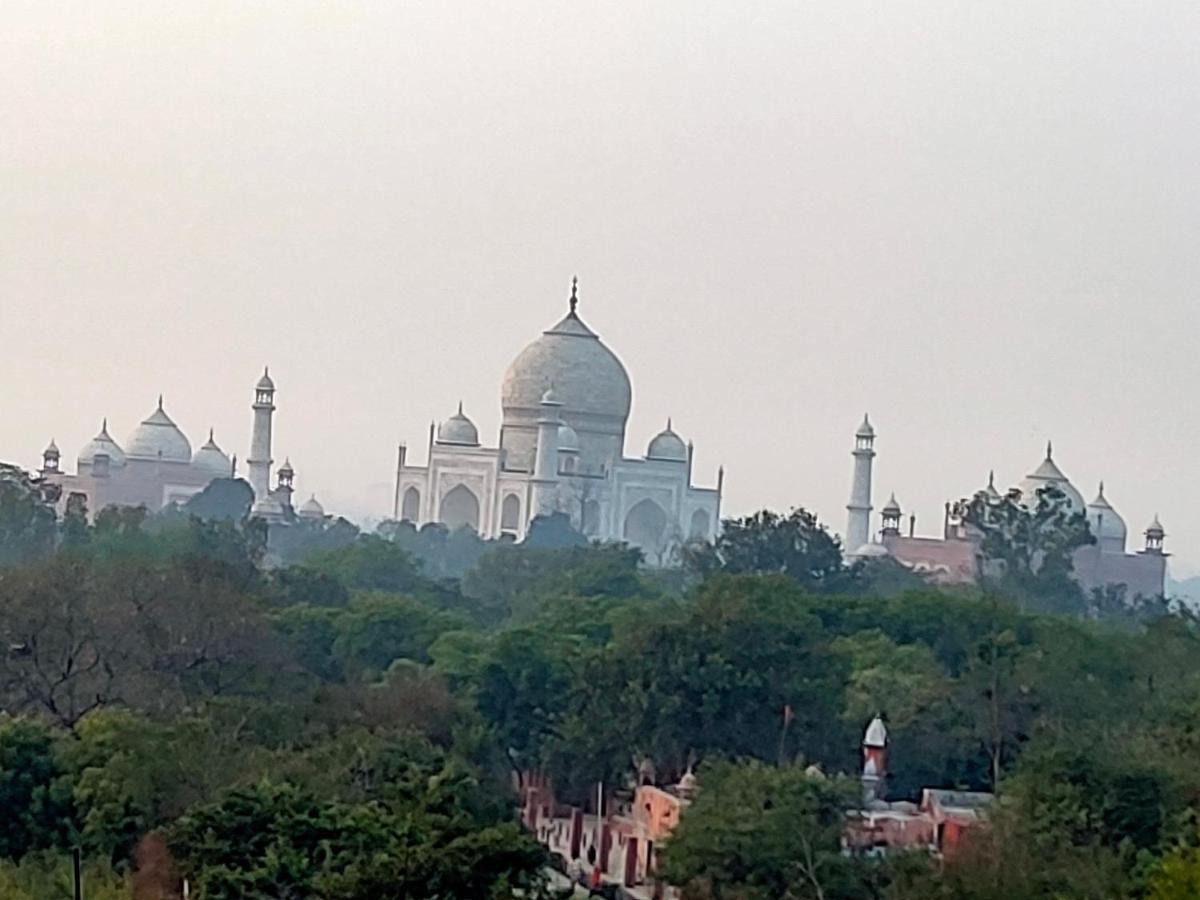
[392,280,722,562]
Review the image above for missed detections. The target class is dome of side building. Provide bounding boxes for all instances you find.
[1086,482,1127,554]
[1018,442,1085,513]
[191,429,232,478]
[125,397,192,463]
[78,419,127,468]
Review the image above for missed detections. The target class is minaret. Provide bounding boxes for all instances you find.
[845,414,876,554]
[861,715,888,804]
[529,387,562,519]
[248,368,275,504]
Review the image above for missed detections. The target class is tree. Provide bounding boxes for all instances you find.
[684,509,859,593]
[0,465,59,565]
[961,483,1094,614]
[660,760,860,900]
[181,478,254,522]
[0,717,76,860]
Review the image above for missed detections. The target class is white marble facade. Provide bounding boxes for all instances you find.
[394,282,722,563]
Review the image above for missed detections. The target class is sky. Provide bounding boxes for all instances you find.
[2,1,1198,573]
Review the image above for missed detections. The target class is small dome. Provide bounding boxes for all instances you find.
[856,414,875,439]
[278,458,294,477]
[299,495,325,519]
[436,402,480,446]
[79,419,126,468]
[43,439,60,458]
[881,493,902,516]
[853,542,891,559]
[864,715,888,748]
[557,423,581,453]
[1087,482,1127,553]
[125,398,192,463]
[256,367,275,391]
[1146,515,1165,538]
[647,420,687,462]
[191,429,232,478]
[1018,442,1084,513]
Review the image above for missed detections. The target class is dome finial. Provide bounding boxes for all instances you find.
[1046,440,1053,460]
[667,416,673,431]
[457,399,464,416]
[157,393,164,410]
[988,469,996,488]
[569,276,578,314]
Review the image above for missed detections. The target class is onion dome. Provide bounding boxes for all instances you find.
[853,542,891,559]
[1086,482,1127,553]
[881,493,902,517]
[436,402,480,446]
[1018,442,1084,513]
[191,429,232,478]
[864,715,888,748]
[79,418,126,468]
[1146,515,1165,540]
[501,281,631,433]
[277,458,294,478]
[125,397,192,462]
[299,494,325,519]
[256,367,275,391]
[647,419,687,462]
[43,439,60,459]
[557,423,581,453]
[856,414,875,439]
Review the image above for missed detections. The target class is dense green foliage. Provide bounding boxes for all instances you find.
[0,465,1195,898]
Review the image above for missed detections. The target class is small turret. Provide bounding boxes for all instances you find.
[1143,515,1166,555]
[881,493,902,536]
[41,439,60,474]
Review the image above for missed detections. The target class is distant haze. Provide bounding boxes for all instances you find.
[3,2,1197,574]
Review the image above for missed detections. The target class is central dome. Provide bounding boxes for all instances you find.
[125,398,192,463]
[500,284,632,472]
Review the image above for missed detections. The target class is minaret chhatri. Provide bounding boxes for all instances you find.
[529,386,562,519]
[248,367,276,504]
[845,414,876,554]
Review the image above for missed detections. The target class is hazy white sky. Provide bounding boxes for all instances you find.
[3,1,1198,573]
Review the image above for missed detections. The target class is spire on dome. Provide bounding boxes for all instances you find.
[1046,440,1053,460]
[569,276,578,315]
[157,394,164,410]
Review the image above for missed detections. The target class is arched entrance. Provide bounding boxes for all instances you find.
[623,498,668,561]
[401,486,421,522]
[500,493,521,534]
[439,484,480,532]
[689,508,711,540]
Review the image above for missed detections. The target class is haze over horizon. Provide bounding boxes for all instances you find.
[3,2,1197,574]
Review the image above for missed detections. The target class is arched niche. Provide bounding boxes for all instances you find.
[439,484,480,532]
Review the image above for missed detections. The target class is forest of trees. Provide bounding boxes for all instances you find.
[0,463,1198,898]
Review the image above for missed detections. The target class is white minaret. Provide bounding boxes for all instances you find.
[845,414,876,555]
[529,387,562,520]
[247,368,276,504]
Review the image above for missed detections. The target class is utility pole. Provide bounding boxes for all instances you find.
[72,847,82,900]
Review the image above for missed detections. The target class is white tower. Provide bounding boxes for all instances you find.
[529,387,562,519]
[248,368,276,506]
[845,414,876,555]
